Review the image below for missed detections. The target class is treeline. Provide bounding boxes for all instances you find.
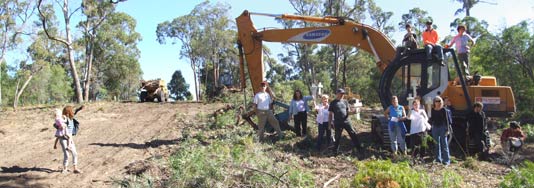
[2,0,534,118]
[158,0,534,116]
[0,0,142,109]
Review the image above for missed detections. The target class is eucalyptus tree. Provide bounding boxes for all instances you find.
[37,0,84,103]
[92,12,142,100]
[78,0,116,101]
[157,1,235,101]
[0,0,36,105]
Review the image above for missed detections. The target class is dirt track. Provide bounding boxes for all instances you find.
[0,102,222,188]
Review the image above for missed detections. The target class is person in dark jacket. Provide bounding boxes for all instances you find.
[429,96,451,165]
[467,102,489,160]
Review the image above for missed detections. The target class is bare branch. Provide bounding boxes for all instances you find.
[37,0,69,46]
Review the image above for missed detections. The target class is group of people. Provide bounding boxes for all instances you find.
[253,83,362,154]
[253,81,526,164]
[52,105,84,174]
[403,21,475,75]
[386,95,526,165]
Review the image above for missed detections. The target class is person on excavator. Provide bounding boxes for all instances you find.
[446,25,476,75]
[422,20,444,66]
[402,24,418,51]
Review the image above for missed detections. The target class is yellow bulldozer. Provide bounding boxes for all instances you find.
[139,79,169,102]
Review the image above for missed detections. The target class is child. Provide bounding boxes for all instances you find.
[53,109,71,150]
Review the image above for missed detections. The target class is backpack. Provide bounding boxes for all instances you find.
[64,118,80,136]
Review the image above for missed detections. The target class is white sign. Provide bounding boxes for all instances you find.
[475,97,501,104]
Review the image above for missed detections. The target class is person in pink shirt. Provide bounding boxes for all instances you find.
[422,20,444,66]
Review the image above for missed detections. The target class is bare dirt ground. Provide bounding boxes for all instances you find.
[0,102,532,187]
[0,102,223,188]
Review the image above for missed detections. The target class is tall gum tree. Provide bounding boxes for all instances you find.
[37,0,83,103]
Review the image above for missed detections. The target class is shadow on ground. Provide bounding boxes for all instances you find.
[89,138,184,149]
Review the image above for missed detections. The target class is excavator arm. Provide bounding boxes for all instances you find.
[236,10,396,93]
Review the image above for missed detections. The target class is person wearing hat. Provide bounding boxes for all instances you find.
[466,102,490,160]
[500,121,526,155]
[253,81,283,141]
[402,24,418,51]
[422,20,444,66]
[446,25,476,75]
[328,88,363,154]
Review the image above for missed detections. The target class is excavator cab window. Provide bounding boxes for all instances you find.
[427,63,441,90]
[389,62,442,105]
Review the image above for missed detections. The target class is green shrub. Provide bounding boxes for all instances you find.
[462,157,479,171]
[500,160,534,188]
[522,124,534,142]
[351,160,430,188]
[441,169,463,188]
[212,109,235,129]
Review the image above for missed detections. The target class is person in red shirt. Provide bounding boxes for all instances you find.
[422,21,444,66]
[501,121,526,154]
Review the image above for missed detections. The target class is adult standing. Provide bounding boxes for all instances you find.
[328,88,362,154]
[446,25,475,75]
[428,96,451,165]
[253,81,283,141]
[409,99,431,159]
[314,94,332,150]
[60,105,84,173]
[384,96,408,155]
[422,21,444,66]
[288,89,314,137]
[466,102,489,160]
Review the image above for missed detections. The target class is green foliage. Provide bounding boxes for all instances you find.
[168,133,315,187]
[441,169,463,188]
[168,70,191,101]
[351,160,430,188]
[461,157,479,171]
[522,124,534,143]
[212,108,235,129]
[500,161,534,188]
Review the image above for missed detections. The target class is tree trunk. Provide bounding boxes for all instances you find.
[13,74,34,111]
[83,35,95,101]
[61,1,83,103]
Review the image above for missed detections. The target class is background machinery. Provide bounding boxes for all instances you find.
[236,10,515,150]
[139,79,169,102]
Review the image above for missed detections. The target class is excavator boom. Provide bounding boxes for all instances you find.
[236,10,396,93]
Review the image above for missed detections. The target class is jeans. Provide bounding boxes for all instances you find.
[388,123,406,153]
[294,111,307,136]
[424,44,443,61]
[60,137,78,167]
[317,122,332,149]
[432,125,450,165]
[458,53,470,75]
[333,122,361,152]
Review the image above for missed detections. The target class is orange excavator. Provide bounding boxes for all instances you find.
[236,10,515,148]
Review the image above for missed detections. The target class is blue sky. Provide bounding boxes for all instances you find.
[114,0,533,99]
[6,0,533,100]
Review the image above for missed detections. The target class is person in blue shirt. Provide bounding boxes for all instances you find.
[384,96,408,155]
[288,89,314,137]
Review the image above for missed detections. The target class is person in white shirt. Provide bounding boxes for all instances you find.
[409,99,431,159]
[313,95,332,150]
[253,81,283,141]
